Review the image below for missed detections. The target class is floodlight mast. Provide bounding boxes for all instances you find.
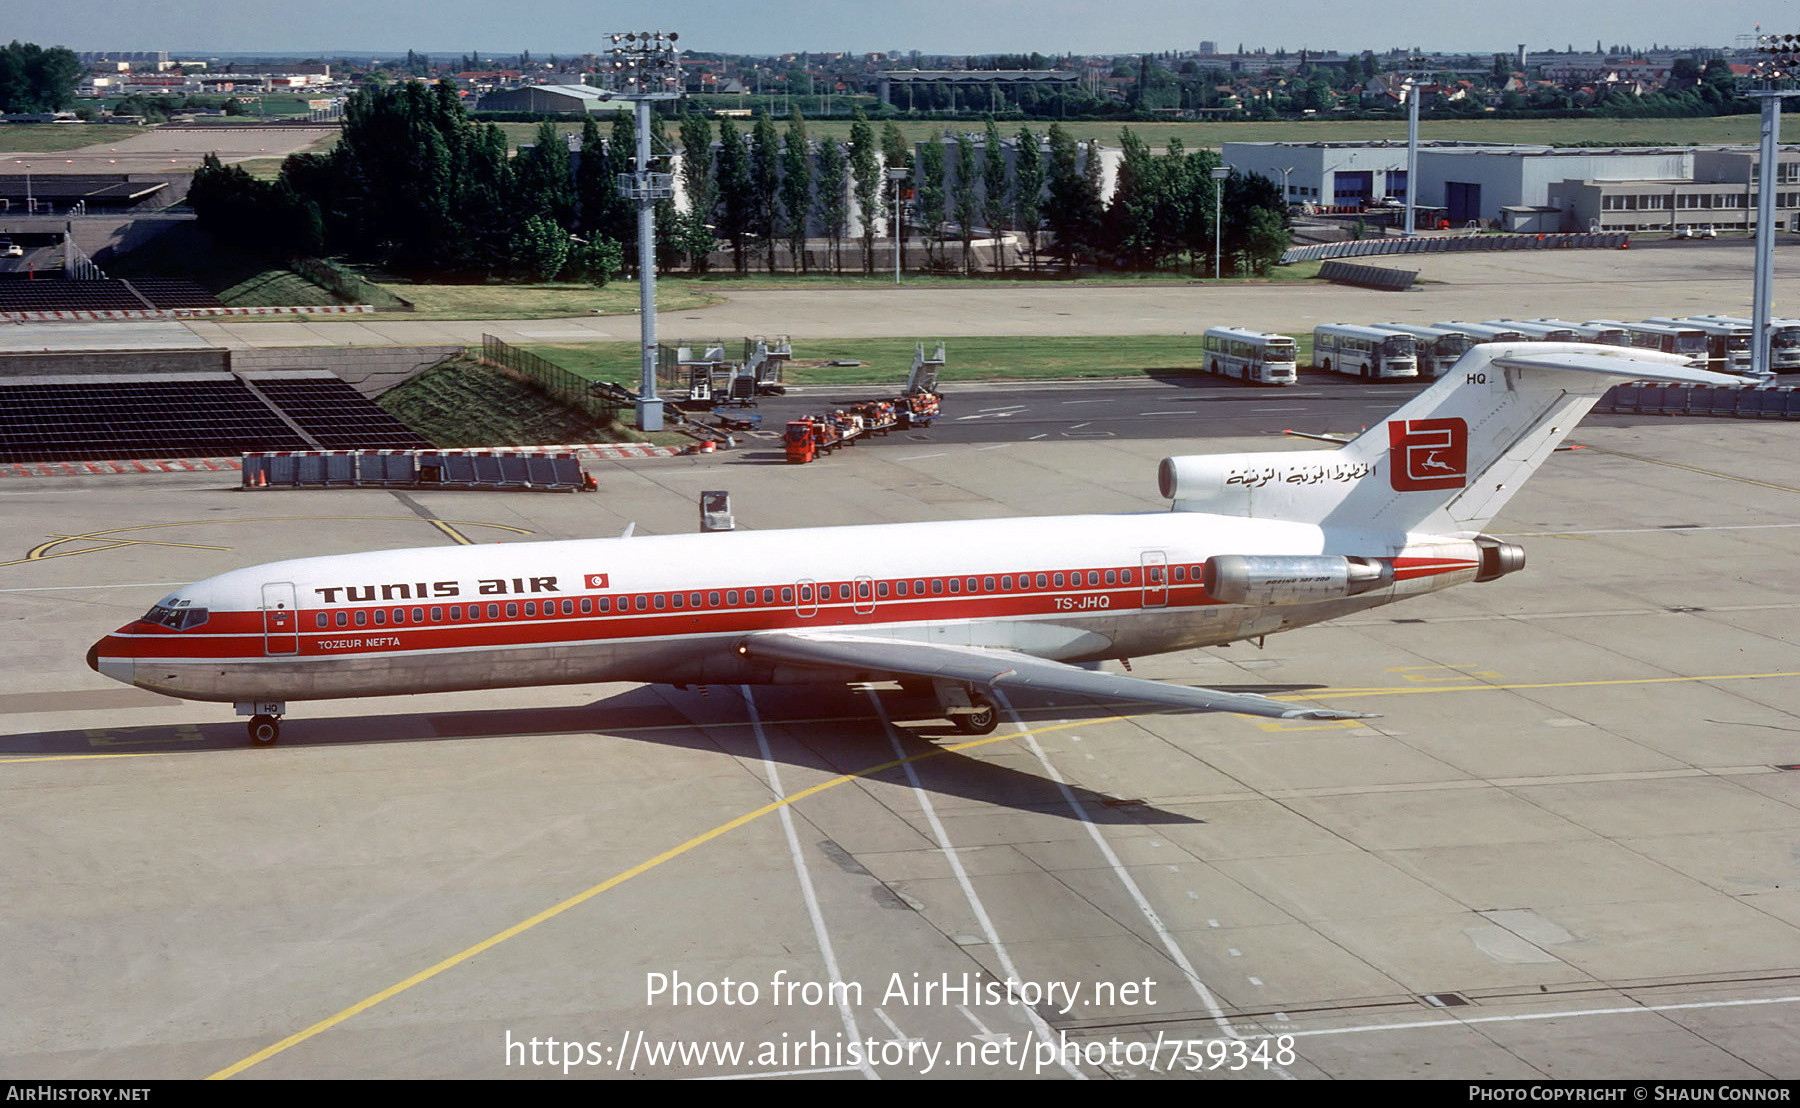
[1394,58,1435,238]
[1744,30,1800,381]
[604,30,682,430]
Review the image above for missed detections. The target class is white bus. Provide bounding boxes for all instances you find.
[1312,324,1418,379]
[1486,319,1579,342]
[1684,314,1800,372]
[1594,320,1709,359]
[1528,319,1630,346]
[1369,323,1472,379]
[1201,327,1298,385]
[1434,321,1527,344]
[1646,317,1753,373]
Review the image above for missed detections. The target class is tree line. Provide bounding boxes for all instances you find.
[0,41,81,113]
[190,79,1291,282]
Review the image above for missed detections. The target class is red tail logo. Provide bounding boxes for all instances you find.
[1388,418,1468,491]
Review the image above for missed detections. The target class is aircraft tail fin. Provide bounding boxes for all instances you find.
[1160,343,1741,535]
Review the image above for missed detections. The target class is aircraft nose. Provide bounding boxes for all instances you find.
[87,642,99,673]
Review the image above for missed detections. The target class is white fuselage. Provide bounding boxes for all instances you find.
[91,511,1480,704]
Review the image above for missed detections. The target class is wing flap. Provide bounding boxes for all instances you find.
[742,632,1372,722]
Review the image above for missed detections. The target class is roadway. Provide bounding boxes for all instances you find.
[718,374,1420,449]
[0,237,1795,354]
[2,407,1797,1080]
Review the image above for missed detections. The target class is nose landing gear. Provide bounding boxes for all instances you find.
[236,701,286,746]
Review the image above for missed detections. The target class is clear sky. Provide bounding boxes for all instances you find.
[13,1,1776,57]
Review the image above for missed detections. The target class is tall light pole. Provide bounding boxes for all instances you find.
[1211,166,1230,278]
[887,166,909,284]
[1394,58,1434,237]
[1744,32,1800,381]
[603,30,681,431]
[15,161,32,214]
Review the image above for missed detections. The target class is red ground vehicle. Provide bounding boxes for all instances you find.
[784,420,817,464]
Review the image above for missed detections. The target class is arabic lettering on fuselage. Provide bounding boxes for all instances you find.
[1224,462,1374,488]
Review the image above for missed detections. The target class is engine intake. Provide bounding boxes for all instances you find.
[1202,555,1393,606]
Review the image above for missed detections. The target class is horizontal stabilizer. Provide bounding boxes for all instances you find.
[743,632,1374,721]
[1487,348,1744,387]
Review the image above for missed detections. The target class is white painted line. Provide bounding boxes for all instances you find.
[742,687,878,1080]
[1139,411,1191,416]
[1067,422,1091,431]
[1061,399,1110,405]
[992,693,1288,1078]
[978,406,1027,413]
[1286,993,1800,1039]
[977,444,1012,451]
[1504,522,1800,537]
[695,1065,865,1080]
[0,582,188,594]
[864,691,1086,1080]
[1252,407,1306,412]
[898,453,947,461]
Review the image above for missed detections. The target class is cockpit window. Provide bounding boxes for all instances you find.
[141,604,209,631]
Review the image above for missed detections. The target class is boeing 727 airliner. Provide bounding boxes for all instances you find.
[89,343,1737,745]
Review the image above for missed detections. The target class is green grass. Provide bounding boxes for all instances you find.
[362,275,724,320]
[378,354,655,446]
[484,113,1763,155]
[0,124,152,153]
[529,334,1326,387]
[685,260,1323,288]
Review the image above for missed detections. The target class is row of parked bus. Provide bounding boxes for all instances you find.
[1202,315,1795,386]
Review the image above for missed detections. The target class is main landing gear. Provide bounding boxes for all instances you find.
[930,680,999,735]
[954,697,998,735]
[236,701,286,746]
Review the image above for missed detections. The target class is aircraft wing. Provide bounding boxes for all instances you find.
[740,632,1373,721]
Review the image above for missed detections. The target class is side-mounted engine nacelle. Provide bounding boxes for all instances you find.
[1474,535,1526,582]
[1201,555,1394,606]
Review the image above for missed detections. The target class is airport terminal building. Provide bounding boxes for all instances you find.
[1224,140,1800,234]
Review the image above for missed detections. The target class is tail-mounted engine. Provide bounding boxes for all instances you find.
[1202,555,1394,606]
[1474,535,1526,582]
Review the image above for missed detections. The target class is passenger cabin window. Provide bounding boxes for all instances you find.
[335,612,348,628]
[315,613,328,629]
[487,604,499,619]
[413,607,425,622]
[581,598,593,614]
[506,603,518,618]
[354,611,368,627]
[1087,571,1099,586]
[374,610,387,626]
[931,579,944,595]
[432,607,443,621]
[654,595,666,610]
